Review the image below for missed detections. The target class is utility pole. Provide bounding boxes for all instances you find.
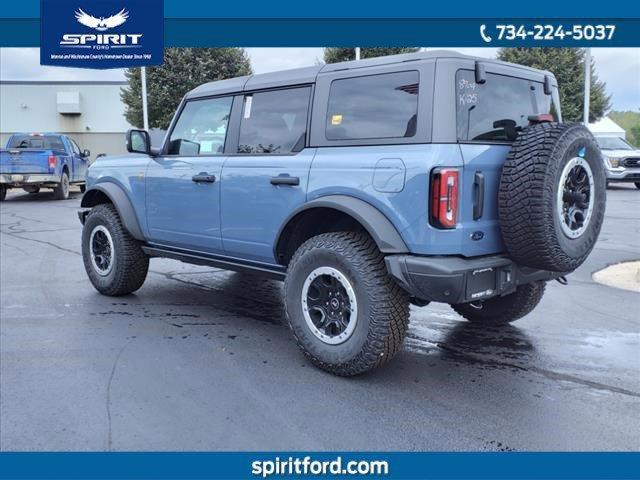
[141,66,149,131]
[355,47,361,61]
[583,48,591,125]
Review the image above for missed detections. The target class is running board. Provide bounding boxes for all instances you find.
[142,245,286,280]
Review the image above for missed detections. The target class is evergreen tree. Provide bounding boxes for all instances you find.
[323,48,419,64]
[121,48,252,129]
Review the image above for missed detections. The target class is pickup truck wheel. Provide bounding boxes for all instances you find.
[284,232,410,376]
[79,184,86,193]
[0,186,6,201]
[53,171,70,200]
[23,186,40,194]
[635,182,640,190]
[452,281,546,325]
[82,203,149,296]
[499,123,606,272]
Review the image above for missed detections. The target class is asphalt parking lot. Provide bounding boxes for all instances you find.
[1,185,639,451]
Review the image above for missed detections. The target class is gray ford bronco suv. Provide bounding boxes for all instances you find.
[79,51,606,375]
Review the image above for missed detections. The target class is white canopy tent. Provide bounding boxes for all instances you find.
[588,117,626,139]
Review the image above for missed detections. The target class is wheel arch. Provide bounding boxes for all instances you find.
[81,183,145,240]
[274,195,408,266]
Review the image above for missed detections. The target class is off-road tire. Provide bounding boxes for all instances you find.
[499,122,606,272]
[23,186,40,194]
[53,171,70,200]
[452,281,546,325]
[0,186,6,201]
[82,203,149,296]
[284,232,410,376]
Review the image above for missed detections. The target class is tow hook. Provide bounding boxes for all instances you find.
[556,276,568,286]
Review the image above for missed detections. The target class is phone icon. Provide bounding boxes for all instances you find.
[480,25,492,43]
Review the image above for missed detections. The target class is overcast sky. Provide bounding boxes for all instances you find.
[1,47,638,111]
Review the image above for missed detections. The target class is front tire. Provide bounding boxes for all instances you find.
[82,203,149,296]
[284,232,410,376]
[452,281,546,325]
[53,171,70,200]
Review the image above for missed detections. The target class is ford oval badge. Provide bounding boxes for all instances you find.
[471,231,484,241]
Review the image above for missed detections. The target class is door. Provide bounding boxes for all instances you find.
[145,95,233,253]
[68,137,88,181]
[221,86,314,264]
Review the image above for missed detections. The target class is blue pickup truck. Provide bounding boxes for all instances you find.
[0,133,90,201]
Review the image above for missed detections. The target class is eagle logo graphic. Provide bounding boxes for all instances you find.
[74,8,129,31]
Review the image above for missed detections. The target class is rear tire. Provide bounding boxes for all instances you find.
[635,182,640,190]
[79,184,86,193]
[53,171,70,200]
[284,232,410,376]
[452,281,546,325]
[82,203,149,296]
[0,186,6,201]
[23,186,40,194]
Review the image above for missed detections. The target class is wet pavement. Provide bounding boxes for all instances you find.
[1,184,639,451]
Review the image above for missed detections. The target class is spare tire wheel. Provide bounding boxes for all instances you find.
[498,122,606,272]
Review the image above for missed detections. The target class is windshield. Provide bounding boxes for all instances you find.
[596,136,634,150]
[7,135,65,150]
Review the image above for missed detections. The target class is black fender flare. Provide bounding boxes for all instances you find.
[275,195,409,258]
[80,183,145,240]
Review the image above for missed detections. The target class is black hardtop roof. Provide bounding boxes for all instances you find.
[185,50,555,99]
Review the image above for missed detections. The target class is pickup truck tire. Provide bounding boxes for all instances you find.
[0,186,6,201]
[635,182,640,190]
[452,281,546,325]
[53,171,70,200]
[79,184,86,193]
[82,203,149,296]
[284,232,410,376]
[23,186,40,194]
[499,122,606,272]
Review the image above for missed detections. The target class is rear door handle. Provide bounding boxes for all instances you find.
[270,175,300,186]
[192,173,216,183]
[473,171,485,220]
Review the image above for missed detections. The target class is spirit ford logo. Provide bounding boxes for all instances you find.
[59,8,143,48]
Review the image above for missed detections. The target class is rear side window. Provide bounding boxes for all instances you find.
[7,135,65,151]
[168,96,233,155]
[456,70,557,142]
[238,87,311,154]
[325,71,419,141]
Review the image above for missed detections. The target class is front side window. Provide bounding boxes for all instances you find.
[456,70,558,142]
[69,139,81,155]
[168,96,233,155]
[325,71,419,141]
[238,87,311,154]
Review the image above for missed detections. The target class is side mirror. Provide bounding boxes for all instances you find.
[82,149,91,158]
[126,129,152,155]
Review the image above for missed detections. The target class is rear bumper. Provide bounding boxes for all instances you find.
[385,254,564,304]
[0,173,59,186]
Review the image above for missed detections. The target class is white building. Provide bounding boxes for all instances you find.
[588,117,627,139]
[0,81,133,158]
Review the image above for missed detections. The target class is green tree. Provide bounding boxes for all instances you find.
[497,48,611,123]
[323,48,419,64]
[609,110,640,147]
[121,48,252,129]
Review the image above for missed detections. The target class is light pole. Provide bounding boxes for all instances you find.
[583,48,591,125]
[355,47,361,61]
[141,66,149,131]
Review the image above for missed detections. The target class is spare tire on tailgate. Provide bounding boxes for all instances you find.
[498,122,606,272]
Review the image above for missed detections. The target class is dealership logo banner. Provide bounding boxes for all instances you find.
[40,0,163,68]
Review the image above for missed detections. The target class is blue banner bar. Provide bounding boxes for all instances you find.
[1,452,639,479]
[1,18,639,47]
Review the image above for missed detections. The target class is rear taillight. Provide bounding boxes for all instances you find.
[430,168,459,229]
[48,155,57,170]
